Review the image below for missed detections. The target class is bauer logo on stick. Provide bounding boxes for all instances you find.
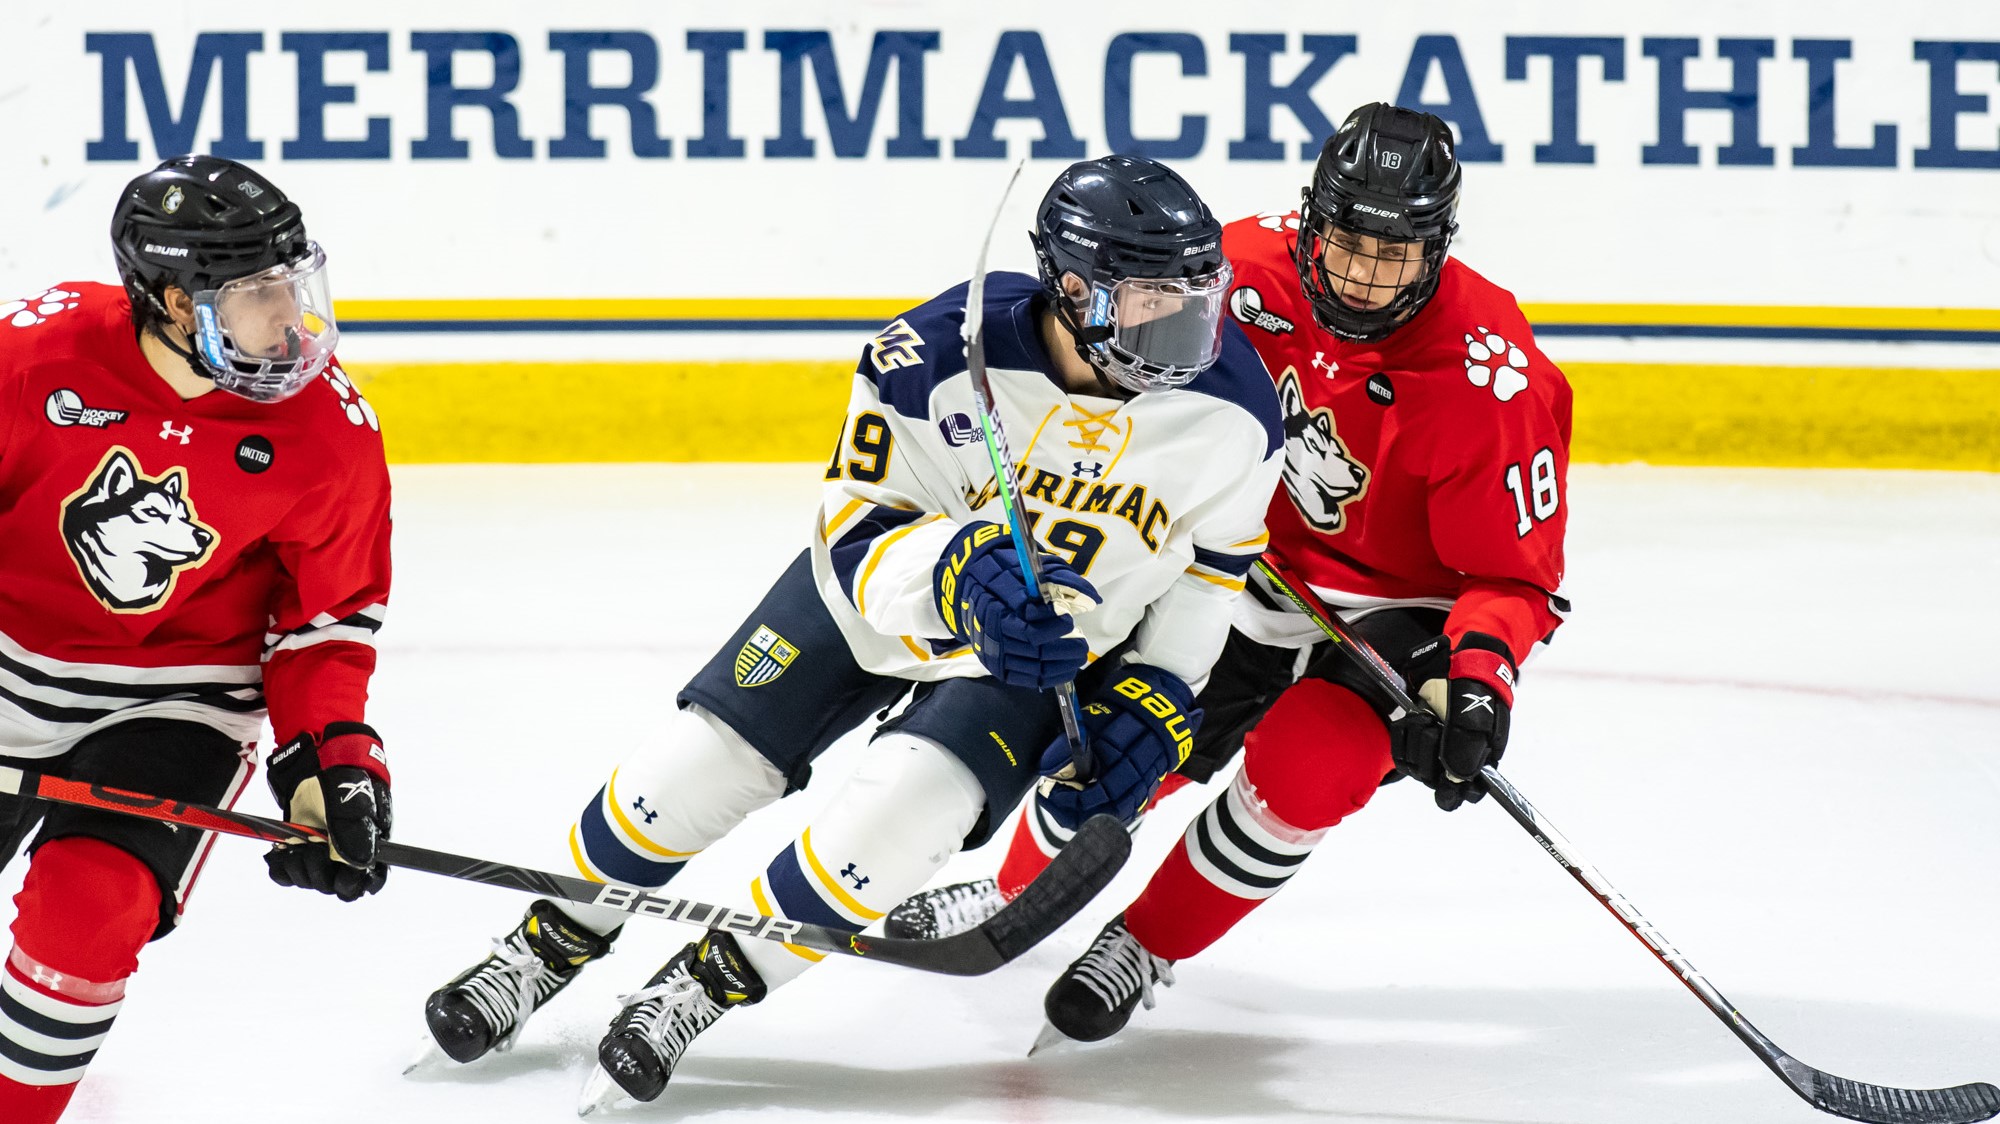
[733,625,799,687]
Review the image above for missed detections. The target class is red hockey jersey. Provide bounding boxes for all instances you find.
[0,282,390,759]
[1222,212,1571,666]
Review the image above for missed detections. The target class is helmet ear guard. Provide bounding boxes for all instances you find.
[1293,102,1462,342]
[1028,156,1230,394]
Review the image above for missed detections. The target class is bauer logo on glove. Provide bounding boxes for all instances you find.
[1036,665,1203,829]
[931,520,1099,691]
[1110,675,1195,763]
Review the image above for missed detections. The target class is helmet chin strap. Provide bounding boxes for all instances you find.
[145,320,218,383]
[1050,295,1129,398]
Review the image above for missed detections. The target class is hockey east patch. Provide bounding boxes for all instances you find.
[734,625,799,687]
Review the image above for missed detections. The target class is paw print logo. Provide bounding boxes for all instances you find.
[0,288,82,329]
[321,364,379,431]
[1463,327,1530,403]
[1256,210,1301,233]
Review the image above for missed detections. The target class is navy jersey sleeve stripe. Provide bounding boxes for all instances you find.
[829,507,930,605]
[1192,545,1258,577]
[1183,320,1283,456]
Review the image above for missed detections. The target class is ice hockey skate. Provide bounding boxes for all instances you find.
[1032,914,1174,1054]
[578,931,767,1115]
[411,900,619,1071]
[882,877,1008,940]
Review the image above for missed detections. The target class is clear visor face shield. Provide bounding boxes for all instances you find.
[191,243,339,402]
[1078,264,1233,394]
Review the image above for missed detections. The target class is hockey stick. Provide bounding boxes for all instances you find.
[962,159,1093,777]
[1252,555,2000,1124]
[0,763,1130,977]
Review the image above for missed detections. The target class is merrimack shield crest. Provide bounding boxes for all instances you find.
[733,625,798,687]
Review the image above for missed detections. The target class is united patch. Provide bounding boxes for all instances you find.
[734,625,799,687]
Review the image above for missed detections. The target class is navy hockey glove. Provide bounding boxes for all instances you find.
[1388,634,1515,812]
[265,722,393,901]
[934,520,1099,690]
[1036,666,1202,829]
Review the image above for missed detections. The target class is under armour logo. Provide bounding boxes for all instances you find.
[1311,352,1338,378]
[27,965,64,989]
[1072,461,1103,479]
[1459,691,1495,715]
[838,862,870,891]
[632,796,659,825]
[335,778,373,804]
[160,421,193,444]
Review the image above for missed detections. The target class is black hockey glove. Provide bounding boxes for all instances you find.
[265,722,392,901]
[1036,665,1202,829]
[933,520,1099,690]
[1388,634,1516,812]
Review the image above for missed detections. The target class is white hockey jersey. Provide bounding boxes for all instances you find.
[809,272,1283,689]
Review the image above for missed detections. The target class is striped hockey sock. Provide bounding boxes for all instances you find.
[0,947,125,1123]
[0,836,160,1124]
[1123,767,1330,961]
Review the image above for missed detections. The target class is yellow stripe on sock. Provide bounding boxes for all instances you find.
[605,769,701,859]
[569,824,606,883]
[750,876,827,962]
[798,828,887,921]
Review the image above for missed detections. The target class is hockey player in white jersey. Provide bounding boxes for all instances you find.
[416,156,1283,1110]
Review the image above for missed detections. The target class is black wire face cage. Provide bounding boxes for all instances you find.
[1292,202,1454,343]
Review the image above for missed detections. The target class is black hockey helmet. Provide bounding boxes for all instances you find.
[1029,156,1231,394]
[1293,103,1461,341]
[111,156,339,402]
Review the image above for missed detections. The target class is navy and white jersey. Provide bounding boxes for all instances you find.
[809,272,1283,688]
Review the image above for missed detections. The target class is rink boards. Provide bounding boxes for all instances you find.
[337,299,2000,470]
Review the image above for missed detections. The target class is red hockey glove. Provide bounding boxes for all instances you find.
[265,722,392,901]
[1388,634,1515,812]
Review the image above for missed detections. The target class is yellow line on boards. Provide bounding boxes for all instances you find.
[1566,362,2000,469]
[344,358,2000,471]
[332,297,2000,332]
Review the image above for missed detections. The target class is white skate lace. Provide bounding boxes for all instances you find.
[611,976,724,1065]
[457,935,560,1054]
[927,879,1005,937]
[1073,923,1175,1013]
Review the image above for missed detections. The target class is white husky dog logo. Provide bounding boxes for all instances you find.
[1277,371,1368,533]
[61,448,217,612]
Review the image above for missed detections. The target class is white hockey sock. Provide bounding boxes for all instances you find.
[560,704,787,935]
[736,733,985,989]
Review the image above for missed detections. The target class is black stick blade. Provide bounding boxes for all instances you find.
[1780,1057,2000,1124]
[978,814,1130,963]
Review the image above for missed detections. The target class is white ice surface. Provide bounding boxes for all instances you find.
[9,463,1998,1124]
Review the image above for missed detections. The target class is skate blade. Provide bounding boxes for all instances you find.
[1026,1021,1075,1058]
[402,1035,450,1075]
[577,1063,623,1117]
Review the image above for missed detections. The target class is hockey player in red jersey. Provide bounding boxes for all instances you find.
[0,156,393,1122]
[888,103,1573,1046]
